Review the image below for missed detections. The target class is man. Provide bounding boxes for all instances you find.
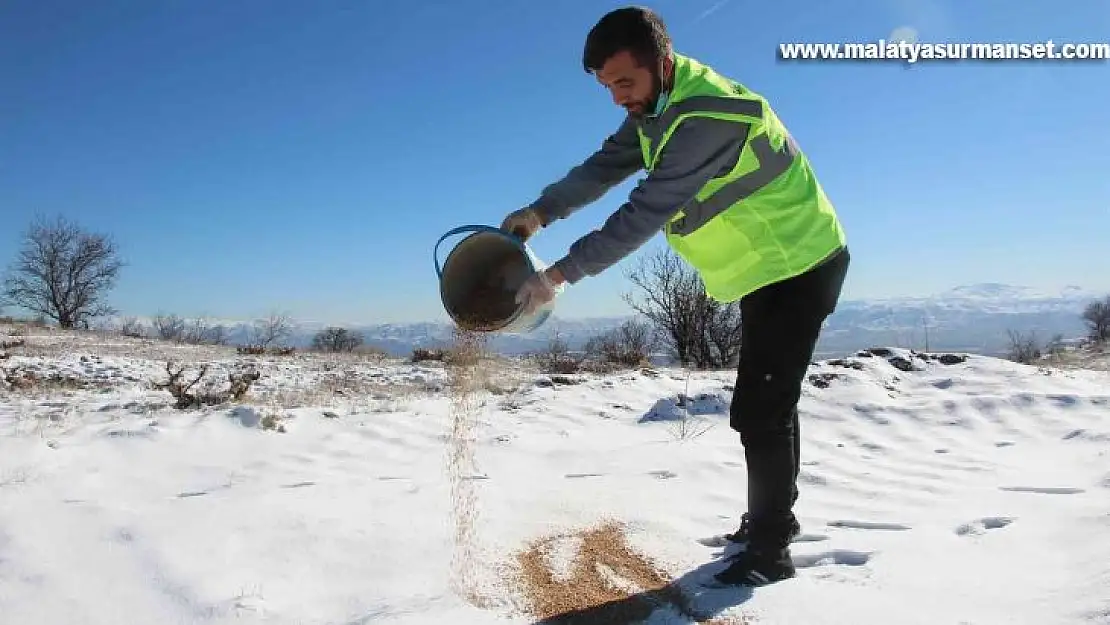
[501,6,850,586]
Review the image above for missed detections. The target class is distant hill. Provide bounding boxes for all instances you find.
[817,283,1102,358]
[98,283,1104,360]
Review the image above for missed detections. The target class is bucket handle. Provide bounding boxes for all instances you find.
[433,224,526,280]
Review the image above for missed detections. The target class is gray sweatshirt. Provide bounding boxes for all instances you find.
[528,113,751,284]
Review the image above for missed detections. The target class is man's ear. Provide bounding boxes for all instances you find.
[659,53,674,88]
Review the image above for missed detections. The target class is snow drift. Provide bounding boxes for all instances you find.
[2,328,1109,624]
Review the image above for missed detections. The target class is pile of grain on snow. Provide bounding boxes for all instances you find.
[514,521,742,624]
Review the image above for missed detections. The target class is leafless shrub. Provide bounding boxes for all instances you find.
[412,347,447,362]
[668,371,716,441]
[312,326,364,352]
[353,344,391,363]
[237,345,266,355]
[1045,333,1067,356]
[623,247,741,369]
[583,318,655,371]
[1083,295,1110,343]
[260,413,286,432]
[151,361,260,409]
[153,313,186,341]
[1,365,107,394]
[1,216,123,328]
[532,332,584,374]
[1,338,25,350]
[119,316,146,338]
[1006,329,1042,364]
[182,317,229,345]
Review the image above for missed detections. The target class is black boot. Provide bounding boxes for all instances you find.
[726,512,801,546]
[712,544,796,586]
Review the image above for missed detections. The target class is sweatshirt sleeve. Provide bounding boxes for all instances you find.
[527,116,644,225]
[552,116,752,284]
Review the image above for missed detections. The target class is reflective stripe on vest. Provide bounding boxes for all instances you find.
[669,132,799,236]
[640,95,765,169]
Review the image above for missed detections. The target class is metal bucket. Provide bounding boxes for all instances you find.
[433,224,556,333]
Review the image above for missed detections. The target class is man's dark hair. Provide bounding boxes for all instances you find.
[582,6,671,73]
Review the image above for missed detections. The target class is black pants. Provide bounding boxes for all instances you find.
[730,246,850,549]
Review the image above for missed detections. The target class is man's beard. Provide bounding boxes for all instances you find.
[624,71,664,118]
[624,100,650,117]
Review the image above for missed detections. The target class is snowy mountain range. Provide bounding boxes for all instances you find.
[816,283,1103,357]
[103,283,1105,359]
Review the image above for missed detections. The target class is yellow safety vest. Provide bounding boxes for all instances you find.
[641,53,847,302]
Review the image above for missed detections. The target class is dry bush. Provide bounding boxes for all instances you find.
[151,361,260,409]
[412,347,447,362]
[1045,333,1067,356]
[311,326,364,352]
[531,332,585,374]
[583,318,655,371]
[235,344,294,357]
[1083,295,1110,343]
[1006,329,1042,364]
[183,317,230,345]
[623,247,741,369]
[260,412,286,433]
[258,366,431,412]
[1,338,25,350]
[153,313,186,341]
[353,344,391,363]
[118,316,146,338]
[1,365,111,394]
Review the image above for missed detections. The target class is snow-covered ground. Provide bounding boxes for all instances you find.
[2,323,1109,624]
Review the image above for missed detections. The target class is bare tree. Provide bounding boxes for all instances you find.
[182,316,229,345]
[1082,295,1110,343]
[1,216,123,328]
[622,247,742,369]
[249,311,292,348]
[312,326,364,352]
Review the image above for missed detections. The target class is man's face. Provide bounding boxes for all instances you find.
[594,49,660,118]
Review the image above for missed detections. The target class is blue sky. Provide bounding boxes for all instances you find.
[2,0,1107,324]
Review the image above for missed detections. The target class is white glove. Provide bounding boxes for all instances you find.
[514,268,563,315]
[501,207,544,242]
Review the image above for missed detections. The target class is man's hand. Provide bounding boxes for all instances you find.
[501,207,544,242]
[514,267,565,315]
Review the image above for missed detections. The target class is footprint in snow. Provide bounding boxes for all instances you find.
[999,485,1086,495]
[955,516,1014,536]
[827,519,912,531]
[793,549,872,568]
[176,490,208,498]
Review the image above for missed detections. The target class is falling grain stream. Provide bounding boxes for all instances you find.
[444,327,744,623]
